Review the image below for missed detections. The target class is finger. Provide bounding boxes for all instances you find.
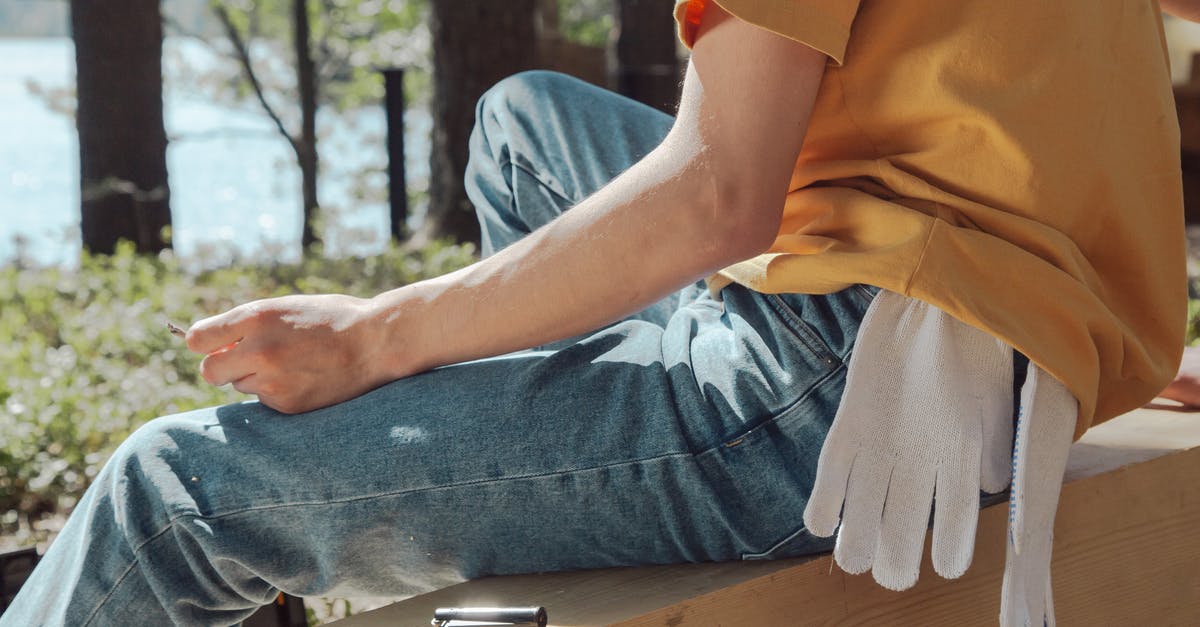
[980,387,1014,493]
[980,425,1013,494]
[999,545,1027,627]
[804,437,856,538]
[199,341,256,386]
[874,461,935,591]
[932,459,980,579]
[186,303,259,355]
[231,374,303,414]
[833,454,889,575]
[1043,573,1056,627]
[1010,368,1039,554]
[1002,550,1038,627]
[231,373,261,396]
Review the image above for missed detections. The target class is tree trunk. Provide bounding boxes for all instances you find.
[384,68,409,242]
[613,0,680,114]
[293,0,319,248]
[426,0,540,246]
[71,0,171,255]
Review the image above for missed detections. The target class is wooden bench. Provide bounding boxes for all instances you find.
[334,406,1200,626]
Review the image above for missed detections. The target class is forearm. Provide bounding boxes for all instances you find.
[369,6,827,377]
[184,3,826,414]
[370,126,774,376]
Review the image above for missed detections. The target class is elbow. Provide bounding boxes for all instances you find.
[704,176,785,264]
[658,131,788,269]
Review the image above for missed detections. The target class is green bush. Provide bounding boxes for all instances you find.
[0,240,475,543]
[1188,297,1200,347]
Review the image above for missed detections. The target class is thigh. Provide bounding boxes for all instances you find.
[123,285,874,599]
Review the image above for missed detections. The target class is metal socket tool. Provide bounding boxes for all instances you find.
[431,606,548,627]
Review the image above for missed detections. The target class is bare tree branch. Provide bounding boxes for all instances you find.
[212,2,299,156]
[161,13,212,44]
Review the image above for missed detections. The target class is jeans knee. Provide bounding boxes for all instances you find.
[478,70,576,117]
[474,70,587,144]
[105,410,222,521]
[118,411,210,464]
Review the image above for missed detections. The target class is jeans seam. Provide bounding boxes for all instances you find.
[82,556,141,626]
[762,294,841,366]
[740,523,811,560]
[853,283,879,303]
[702,362,845,454]
[508,158,576,204]
[147,451,694,529]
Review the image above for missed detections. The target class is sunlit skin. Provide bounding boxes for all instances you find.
[185,4,829,414]
[1159,345,1200,407]
[1163,0,1200,23]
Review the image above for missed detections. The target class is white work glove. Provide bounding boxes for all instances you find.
[1000,364,1076,627]
[803,290,1014,590]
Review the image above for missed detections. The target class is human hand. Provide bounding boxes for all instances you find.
[1000,364,1076,627]
[803,290,1014,590]
[185,293,402,414]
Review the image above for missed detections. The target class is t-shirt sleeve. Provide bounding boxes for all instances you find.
[674,0,861,65]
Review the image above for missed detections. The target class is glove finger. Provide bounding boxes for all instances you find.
[1021,551,1052,627]
[1043,571,1056,627]
[932,458,980,579]
[873,461,935,591]
[1004,568,1046,627]
[804,435,857,538]
[833,454,890,575]
[980,400,1014,494]
[1000,536,1030,627]
[1011,363,1046,549]
[951,324,1012,494]
[1002,531,1053,627]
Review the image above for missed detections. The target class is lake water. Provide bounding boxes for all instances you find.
[0,37,430,267]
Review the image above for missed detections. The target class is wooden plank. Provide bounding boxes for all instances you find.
[333,558,809,626]
[1065,405,1200,481]
[336,409,1200,626]
[619,447,1200,627]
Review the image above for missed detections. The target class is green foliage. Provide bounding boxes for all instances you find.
[558,0,615,48]
[0,240,475,544]
[201,0,432,112]
[1188,298,1200,347]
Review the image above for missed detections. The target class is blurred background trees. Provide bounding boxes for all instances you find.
[421,0,680,245]
[53,0,682,255]
[70,0,171,255]
[1,0,682,587]
[424,1,541,246]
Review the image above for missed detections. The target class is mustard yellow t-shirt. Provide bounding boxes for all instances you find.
[676,0,1186,438]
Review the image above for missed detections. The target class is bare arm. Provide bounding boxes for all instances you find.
[188,5,828,413]
[1162,0,1200,22]
[374,7,827,372]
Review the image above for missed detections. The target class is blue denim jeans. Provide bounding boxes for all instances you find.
[2,71,874,626]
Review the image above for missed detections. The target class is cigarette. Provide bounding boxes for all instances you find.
[167,321,187,338]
